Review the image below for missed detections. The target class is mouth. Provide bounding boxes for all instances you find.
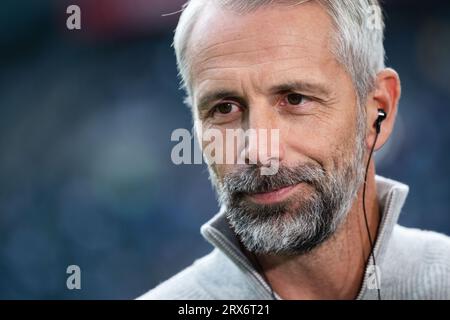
[246,183,303,205]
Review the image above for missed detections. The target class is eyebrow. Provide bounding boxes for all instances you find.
[196,89,243,113]
[268,80,332,97]
[196,80,332,112]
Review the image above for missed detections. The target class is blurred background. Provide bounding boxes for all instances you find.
[0,0,449,299]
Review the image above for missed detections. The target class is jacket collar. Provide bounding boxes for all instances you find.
[200,175,410,299]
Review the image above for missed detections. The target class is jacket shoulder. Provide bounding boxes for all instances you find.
[383,225,450,299]
[392,225,450,264]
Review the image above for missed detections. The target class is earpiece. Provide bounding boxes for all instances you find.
[375,109,387,134]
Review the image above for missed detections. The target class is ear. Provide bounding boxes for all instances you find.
[365,68,402,151]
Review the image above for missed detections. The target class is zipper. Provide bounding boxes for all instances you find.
[356,188,398,299]
[204,227,275,299]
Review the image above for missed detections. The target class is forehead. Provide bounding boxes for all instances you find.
[188,2,340,94]
[191,1,333,53]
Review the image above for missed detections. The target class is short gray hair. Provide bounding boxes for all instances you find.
[173,0,385,106]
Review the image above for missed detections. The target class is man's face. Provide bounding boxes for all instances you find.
[188,2,367,254]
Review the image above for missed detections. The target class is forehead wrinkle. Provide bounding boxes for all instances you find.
[196,31,326,58]
[201,45,304,63]
[195,54,320,90]
[194,33,265,57]
[197,45,326,69]
[264,60,340,86]
[197,57,311,77]
[198,77,237,83]
[195,44,321,81]
[270,59,337,77]
[196,32,328,62]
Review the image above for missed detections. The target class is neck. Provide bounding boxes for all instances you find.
[247,165,381,300]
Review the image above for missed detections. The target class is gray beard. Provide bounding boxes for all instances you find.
[209,125,366,256]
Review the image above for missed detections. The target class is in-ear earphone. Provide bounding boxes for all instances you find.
[375,109,387,134]
[362,108,387,300]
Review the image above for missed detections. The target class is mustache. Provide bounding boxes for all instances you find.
[221,162,327,196]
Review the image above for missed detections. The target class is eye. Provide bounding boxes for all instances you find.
[212,102,241,116]
[284,93,310,106]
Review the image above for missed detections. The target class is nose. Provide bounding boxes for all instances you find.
[243,104,283,173]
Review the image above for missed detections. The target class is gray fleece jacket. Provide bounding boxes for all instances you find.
[139,176,450,300]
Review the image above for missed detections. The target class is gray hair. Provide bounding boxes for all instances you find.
[173,0,385,107]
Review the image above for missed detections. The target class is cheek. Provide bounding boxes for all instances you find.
[282,118,329,160]
[281,116,356,169]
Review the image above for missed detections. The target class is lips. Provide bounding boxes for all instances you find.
[246,183,302,204]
